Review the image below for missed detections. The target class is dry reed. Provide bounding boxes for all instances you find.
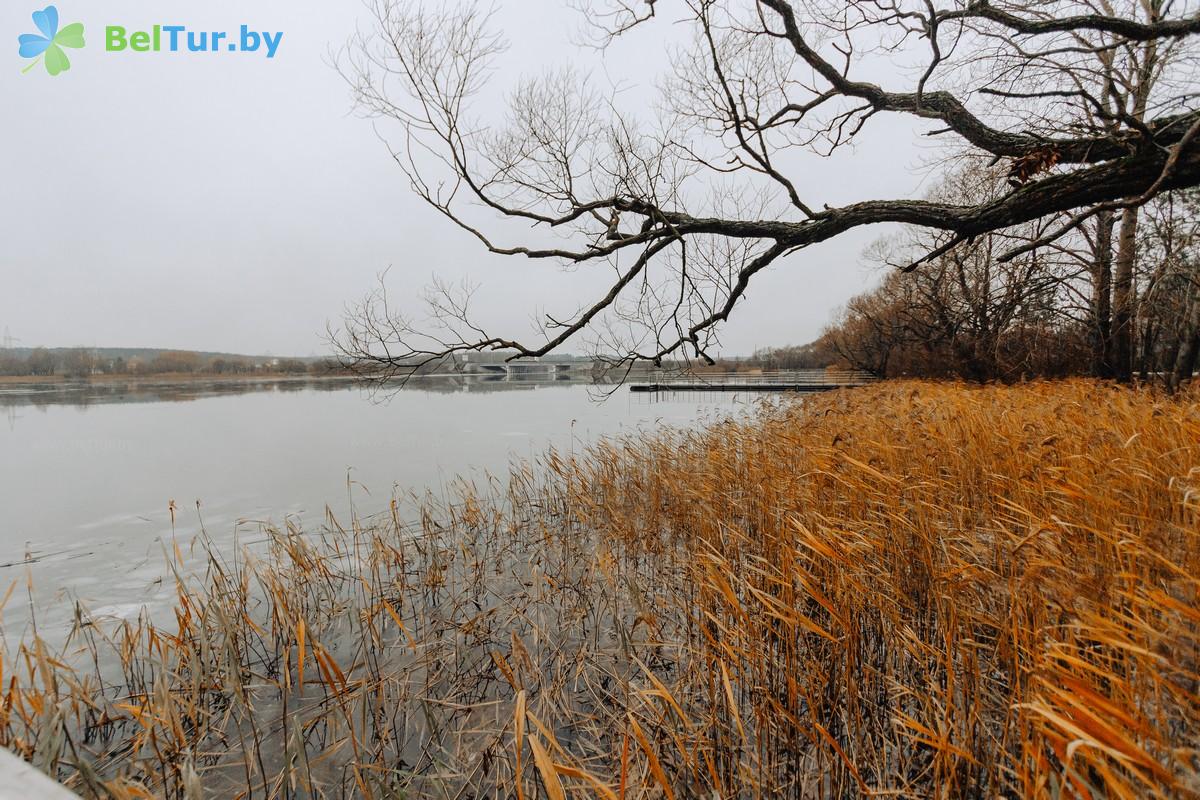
[1,380,1197,798]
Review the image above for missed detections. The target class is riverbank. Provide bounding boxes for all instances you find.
[2,380,1196,797]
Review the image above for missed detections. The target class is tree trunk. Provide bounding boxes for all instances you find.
[1177,334,1200,388]
[1090,211,1115,378]
[1110,27,1159,384]
[1139,319,1157,380]
[1112,207,1139,382]
[1171,291,1200,391]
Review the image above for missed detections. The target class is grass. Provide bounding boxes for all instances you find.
[1,380,1197,798]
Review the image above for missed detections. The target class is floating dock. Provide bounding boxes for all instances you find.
[629,371,876,393]
[631,382,853,393]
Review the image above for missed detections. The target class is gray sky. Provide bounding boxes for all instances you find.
[2,0,928,356]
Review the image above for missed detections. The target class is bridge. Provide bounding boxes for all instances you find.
[460,361,593,379]
[466,362,578,375]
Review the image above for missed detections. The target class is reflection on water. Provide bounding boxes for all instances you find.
[0,376,774,636]
[0,374,604,417]
[0,378,356,413]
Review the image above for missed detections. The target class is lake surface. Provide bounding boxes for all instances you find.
[0,377,766,636]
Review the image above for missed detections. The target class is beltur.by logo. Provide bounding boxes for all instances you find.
[18,5,84,76]
[106,25,283,58]
[15,6,284,76]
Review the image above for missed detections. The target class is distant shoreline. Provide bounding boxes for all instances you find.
[0,372,356,386]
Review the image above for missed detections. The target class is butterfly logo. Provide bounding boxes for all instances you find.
[18,6,84,76]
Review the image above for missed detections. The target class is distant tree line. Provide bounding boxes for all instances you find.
[750,171,1199,388]
[0,349,347,379]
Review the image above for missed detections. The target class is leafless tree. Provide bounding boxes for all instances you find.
[1026,0,1199,381]
[857,166,1078,379]
[826,274,914,375]
[60,348,98,379]
[333,0,1200,382]
[1139,185,1200,387]
[821,164,1080,379]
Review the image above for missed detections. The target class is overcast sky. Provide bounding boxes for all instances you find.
[2,0,930,357]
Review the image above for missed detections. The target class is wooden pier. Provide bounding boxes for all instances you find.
[629,370,875,393]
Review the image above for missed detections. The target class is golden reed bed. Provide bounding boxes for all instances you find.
[1,381,1197,798]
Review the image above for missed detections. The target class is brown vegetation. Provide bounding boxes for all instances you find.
[1,381,1197,797]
